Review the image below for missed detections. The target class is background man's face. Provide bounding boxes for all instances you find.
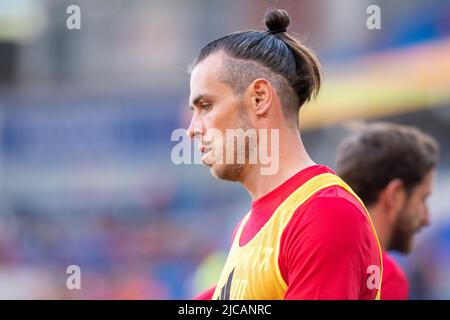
[390,170,435,253]
[188,53,251,181]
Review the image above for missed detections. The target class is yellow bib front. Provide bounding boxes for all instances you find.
[212,173,383,300]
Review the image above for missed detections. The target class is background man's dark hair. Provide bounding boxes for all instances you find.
[336,122,440,206]
[190,9,322,128]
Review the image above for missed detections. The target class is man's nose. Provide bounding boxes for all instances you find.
[423,206,431,227]
[186,116,203,139]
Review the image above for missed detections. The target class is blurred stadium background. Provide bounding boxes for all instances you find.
[0,0,449,299]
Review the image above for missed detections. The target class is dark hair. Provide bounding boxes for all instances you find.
[190,9,321,127]
[336,122,440,206]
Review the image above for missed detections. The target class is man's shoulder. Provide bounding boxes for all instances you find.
[281,181,376,253]
[298,183,367,221]
[283,183,372,243]
[382,251,409,284]
[381,251,409,299]
[289,165,365,214]
[286,165,367,220]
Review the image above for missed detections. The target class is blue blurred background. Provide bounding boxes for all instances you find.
[0,0,449,299]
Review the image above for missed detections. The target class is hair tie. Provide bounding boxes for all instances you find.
[268,28,287,34]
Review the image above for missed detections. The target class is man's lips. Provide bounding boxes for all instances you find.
[198,145,211,153]
[199,145,213,166]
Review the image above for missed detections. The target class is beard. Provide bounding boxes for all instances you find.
[389,223,414,253]
[206,102,254,182]
[210,162,246,182]
[388,202,418,253]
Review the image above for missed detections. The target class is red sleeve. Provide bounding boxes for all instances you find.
[193,286,216,300]
[381,252,409,300]
[280,195,380,300]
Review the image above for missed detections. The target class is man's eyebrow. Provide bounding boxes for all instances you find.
[189,94,213,108]
[191,95,205,106]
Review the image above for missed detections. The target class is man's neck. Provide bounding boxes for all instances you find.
[240,130,315,201]
[368,204,392,251]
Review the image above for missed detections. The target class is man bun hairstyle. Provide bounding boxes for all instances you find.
[264,8,290,33]
[191,9,322,127]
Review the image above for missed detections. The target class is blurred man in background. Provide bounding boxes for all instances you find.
[188,9,382,300]
[336,122,440,299]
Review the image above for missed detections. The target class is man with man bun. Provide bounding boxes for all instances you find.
[188,9,382,300]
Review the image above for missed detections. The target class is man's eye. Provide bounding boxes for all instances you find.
[201,104,212,110]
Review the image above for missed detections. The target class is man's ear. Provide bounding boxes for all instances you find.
[383,178,407,222]
[247,78,273,116]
